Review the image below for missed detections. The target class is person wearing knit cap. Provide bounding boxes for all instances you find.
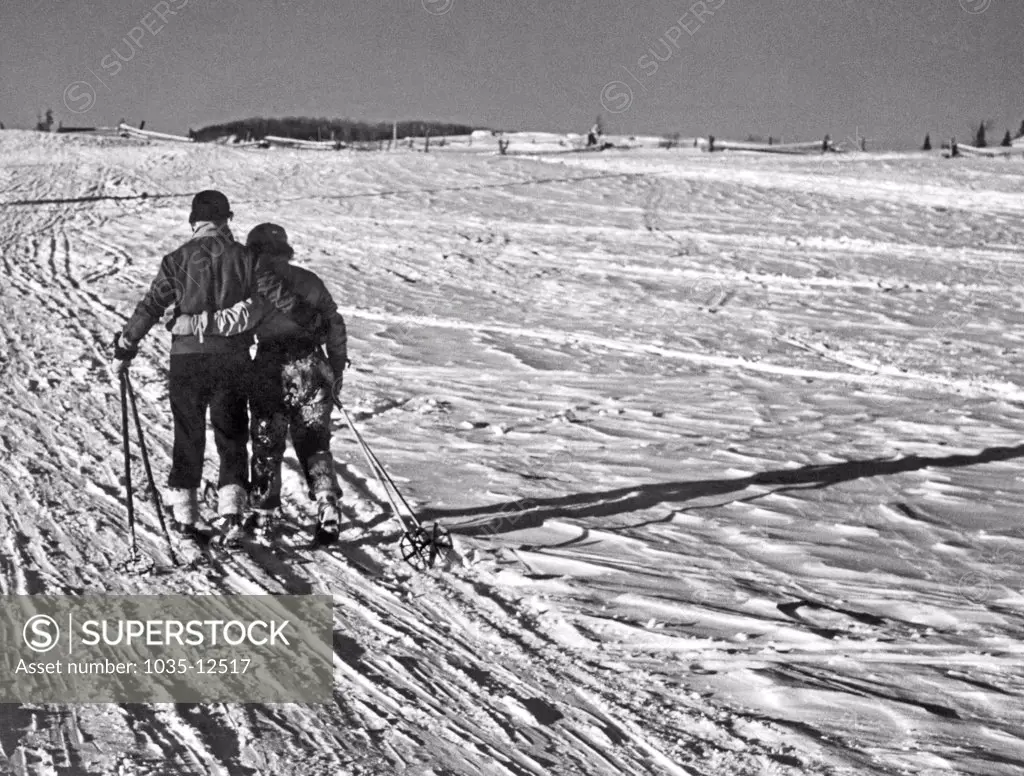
[113,191,321,543]
[173,222,351,545]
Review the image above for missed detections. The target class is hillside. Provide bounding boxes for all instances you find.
[1,130,1023,774]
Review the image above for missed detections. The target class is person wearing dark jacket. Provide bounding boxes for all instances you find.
[112,192,319,538]
[173,223,350,544]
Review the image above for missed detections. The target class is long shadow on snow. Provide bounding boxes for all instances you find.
[428,443,1024,536]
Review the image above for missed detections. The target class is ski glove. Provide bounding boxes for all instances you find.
[330,374,344,407]
[112,332,138,362]
[327,353,350,406]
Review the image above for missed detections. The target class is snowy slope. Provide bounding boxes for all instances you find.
[1,130,1024,774]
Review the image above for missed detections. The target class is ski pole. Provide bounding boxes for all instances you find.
[118,370,138,562]
[339,406,429,567]
[361,440,421,526]
[337,403,452,569]
[124,372,179,567]
[340,407,421,527]
[338,404,416,530]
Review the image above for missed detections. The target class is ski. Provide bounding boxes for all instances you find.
[222,519,390,581]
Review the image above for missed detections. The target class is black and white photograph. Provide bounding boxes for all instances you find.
[1,0,1023,773]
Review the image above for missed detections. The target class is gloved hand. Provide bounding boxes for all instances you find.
[112,332,138,362]
[329,363,345,407]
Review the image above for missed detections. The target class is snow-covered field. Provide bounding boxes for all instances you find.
[1,129,1024,775]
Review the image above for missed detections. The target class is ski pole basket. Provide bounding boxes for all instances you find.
[398,522,454,571]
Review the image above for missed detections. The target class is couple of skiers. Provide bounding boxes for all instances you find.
[112,190,351,546]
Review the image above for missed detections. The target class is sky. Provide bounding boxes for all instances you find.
[1,0,1022,148]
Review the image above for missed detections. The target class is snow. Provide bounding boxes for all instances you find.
[1,128,1024,774]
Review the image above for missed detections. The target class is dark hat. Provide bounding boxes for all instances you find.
[189,190,233,224]
[246,223,293,258]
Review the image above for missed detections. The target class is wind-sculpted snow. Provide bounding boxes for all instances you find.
[1,130,1023,774]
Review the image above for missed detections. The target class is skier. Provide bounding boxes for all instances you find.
[112,191,318,539]
[172,223,351,545]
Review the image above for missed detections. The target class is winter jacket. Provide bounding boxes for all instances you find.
[121,223,317,356]
[173,251,348,379]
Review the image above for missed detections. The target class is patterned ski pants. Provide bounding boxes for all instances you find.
[248,342,341,510]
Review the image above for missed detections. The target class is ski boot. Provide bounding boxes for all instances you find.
[313,493,347,546]
[249,508,278,542]
[315,492,365,546]
[163,487,211,541]
[213,514,256,547]
[212,484,252,547]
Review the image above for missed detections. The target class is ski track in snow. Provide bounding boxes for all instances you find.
[1,130,1024,774]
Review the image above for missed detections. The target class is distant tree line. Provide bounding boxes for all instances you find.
[190,117,479,143]
[925,118,1024,151]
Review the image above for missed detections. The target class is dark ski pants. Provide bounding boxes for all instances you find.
[248,342,341,510]
[166,352,252,492]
